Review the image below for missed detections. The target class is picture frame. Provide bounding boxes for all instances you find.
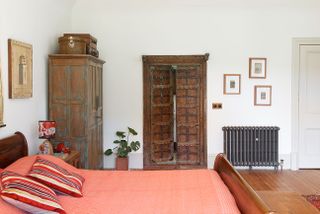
[254,85,272,106]
[249,57,267,79]
[8,39,33,99]
[0,56,5,128]
[224,74,241,95]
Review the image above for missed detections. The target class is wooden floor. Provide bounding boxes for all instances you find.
[239,170,320,213]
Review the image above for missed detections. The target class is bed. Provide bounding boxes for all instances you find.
[0,132,274,214]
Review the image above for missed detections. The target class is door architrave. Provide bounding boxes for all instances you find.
[142,54,209,169]
[291,38,320,170]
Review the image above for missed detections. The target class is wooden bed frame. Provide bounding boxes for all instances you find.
[0,132,274,214]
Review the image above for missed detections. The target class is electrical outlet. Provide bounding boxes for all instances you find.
[212,103,222,109]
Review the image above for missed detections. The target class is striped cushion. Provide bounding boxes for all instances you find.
[28,157,85,197]
[0,171,65,214]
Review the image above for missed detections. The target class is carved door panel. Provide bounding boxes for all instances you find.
[150,65,174,163]
[176,65,201,165]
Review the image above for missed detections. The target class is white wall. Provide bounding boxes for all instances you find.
[71,0,320,169]
[0,0,76,154]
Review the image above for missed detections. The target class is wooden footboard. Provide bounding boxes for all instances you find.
[214,153,275,214]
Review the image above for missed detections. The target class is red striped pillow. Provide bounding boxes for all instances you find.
[0,171,65,214]
[28,157,85,197]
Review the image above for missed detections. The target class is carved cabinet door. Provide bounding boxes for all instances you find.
[49,55,105,169]
[87,62,103,169]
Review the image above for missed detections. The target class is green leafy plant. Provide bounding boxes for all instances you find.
[104,127,140,158]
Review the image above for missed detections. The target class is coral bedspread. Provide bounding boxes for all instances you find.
[1,155,240,214]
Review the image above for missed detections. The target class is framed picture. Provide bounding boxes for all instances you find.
[38,120,56,139]
[254,85,272,106]
[8,39,33,99]
[249,57,267,79]
[0,56,4,128]
[224,74,241,95]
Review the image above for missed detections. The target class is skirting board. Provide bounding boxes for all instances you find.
[208,153,292,170]
[104,153,292,170]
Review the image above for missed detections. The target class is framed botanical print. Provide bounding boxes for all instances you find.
[254,85,272,106]
[249,58,267,79]
[224,74,241,95]
[8,39,33,99]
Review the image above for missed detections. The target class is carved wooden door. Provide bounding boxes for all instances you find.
[143,54,208,169]
[150,65,174,163]
[175,65,201,165]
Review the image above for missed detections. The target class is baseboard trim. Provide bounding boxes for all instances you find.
[104,153,294,170]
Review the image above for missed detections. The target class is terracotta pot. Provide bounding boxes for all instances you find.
[116,157,128,170]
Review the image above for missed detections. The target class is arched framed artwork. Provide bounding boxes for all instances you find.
[8,39,33,99]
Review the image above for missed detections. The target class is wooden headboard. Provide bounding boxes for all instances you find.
[0,132,28,168]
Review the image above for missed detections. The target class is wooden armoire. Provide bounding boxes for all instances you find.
[48,54,105,169]
[143,54,208,169]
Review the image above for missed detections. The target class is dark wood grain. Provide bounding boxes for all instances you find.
[0,132,28,168]
[214,154,274,214]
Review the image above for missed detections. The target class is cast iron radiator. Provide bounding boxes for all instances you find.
[222,126,280,169]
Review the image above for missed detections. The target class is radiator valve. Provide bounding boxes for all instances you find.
[280,159,284,171]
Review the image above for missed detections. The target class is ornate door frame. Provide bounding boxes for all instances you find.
[143,54,209,169]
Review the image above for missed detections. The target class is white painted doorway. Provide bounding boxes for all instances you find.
[297,44,320,168]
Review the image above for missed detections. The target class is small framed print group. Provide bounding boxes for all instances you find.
[223,57,272,106]
[250,58,271,106]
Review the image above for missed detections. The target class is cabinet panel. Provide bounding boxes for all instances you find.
[72,138,88,169]
[50,104,68,138]
[88,122,103,169]
[70,66,86,102]
[70,104,85,137]
[50,65,68,103]
[88,64,103,127]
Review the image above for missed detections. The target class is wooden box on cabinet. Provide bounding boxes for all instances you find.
[48,54,105,169]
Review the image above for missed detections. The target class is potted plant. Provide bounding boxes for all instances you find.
[104,127,140,170]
